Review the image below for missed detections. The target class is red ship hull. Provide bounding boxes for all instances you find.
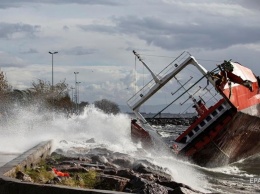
[128,51,260,167]
[183,106,260,167]
[131,107,260,167]
[130,83,260,167]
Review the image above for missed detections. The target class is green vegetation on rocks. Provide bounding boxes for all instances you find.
[21,155,99,189]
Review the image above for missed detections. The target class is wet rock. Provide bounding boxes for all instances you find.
[157,181,203,193]
[91,155,108,164]
[111,152,132,159]
[156,180,184,189]
[36,149,203,193]
[132,160,149,173]
[86,138,95,143]
[127,176,168,194]
[112,157,134,169]
[53,176,62,184]
[96,174,129,192]
[78,156,92,162]
[15,171,33,182]
[171,186,201,194]
[69,146,89,154]
[45,179,54,184]
[58,166,89,173]
[133,159,164,172]
[45,157,58,166]
[45,176,62,184]
[59,161,77,166]
[132,159,172,181]
[75,174,83,182]
[116,169,136,179]
[87,147,113,156]
[51,149,64,156]
[66,149,79,156]
[140,173,156,181]
[80,162,106,169]
[103,168,117,175]
[59,140,68,144]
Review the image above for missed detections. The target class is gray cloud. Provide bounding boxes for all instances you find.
[0,22,41,39]
[63,25,69,31]
[1,0,260,105]
[0,3,19,9]
[232,0,260,10]
[78,15,260,51]
[0,52,26,68]
[0,63,22,68]
[78,24,117,34]
[0,0,121,9]
[51,0,120,5]
[63,46,97,56]
[20,48,38,54]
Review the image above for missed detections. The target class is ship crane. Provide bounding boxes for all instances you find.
[128,51,212,123]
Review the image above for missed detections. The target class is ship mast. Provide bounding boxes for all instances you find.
[128,51,211,123]
[133,50,160,84]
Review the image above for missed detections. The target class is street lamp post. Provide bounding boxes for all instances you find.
[49,51,58,89]
[70,87,75,103]
[49,51,58,116]
[70,86,75,114]
[76,81,81,114]
[74,72,79,113]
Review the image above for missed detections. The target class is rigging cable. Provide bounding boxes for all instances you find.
[139,53,223,63]
[135,55,137,93]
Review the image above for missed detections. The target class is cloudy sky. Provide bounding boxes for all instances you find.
[1,0,260,106]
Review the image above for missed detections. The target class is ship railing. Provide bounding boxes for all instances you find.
[179,100,232,144]
[127,51,191,109]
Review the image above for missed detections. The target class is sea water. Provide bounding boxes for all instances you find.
[0,105,259,193]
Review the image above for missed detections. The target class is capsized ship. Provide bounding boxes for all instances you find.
[127,51,260,167]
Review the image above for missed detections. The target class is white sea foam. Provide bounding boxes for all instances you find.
[197,164,255,178]
[0,104,208,191]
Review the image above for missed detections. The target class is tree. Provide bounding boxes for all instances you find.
[54,93,73,115]
[78,101,89,113]
[32,79,68,100]
[31,79,73,112]
[0,70,12,111]
[32,79,68,99]
[94,99,120,115]
[0,70,12,94]
[0,72,76,115]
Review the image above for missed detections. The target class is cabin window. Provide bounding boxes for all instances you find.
[200,121,206,127]
[180,137,187,143]
[212,110,217,116]
[218,105,224,111]
[206,116,211,122]
[188,131,194,137]
[194,126,200,132]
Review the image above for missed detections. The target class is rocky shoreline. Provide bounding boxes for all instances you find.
[14,141,204,194]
